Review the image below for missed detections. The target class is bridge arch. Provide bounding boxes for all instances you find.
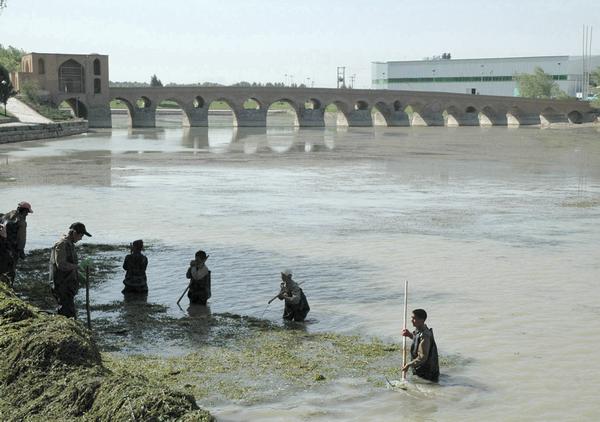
[372,101,392,126]
[479,105,497,126]
[135,96,152,109]
[567,110,583,124]
[267,98,299,127]
[354,100,369,111]
[304,98,322,110]
[208,98,238,126]
[243,97,262,110]
[323,100,350,127]
[108,96,135,127]
[192,96,205,109]
[60,97,88,119]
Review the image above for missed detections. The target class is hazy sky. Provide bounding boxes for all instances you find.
[1,0,598,87]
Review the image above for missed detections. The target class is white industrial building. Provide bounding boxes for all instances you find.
[372,55,600,97]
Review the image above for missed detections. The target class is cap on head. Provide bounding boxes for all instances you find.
[132,239,144,251]
[281,269,292,277]
[70,222,92,237]
[17,201,33,214]
[195,250,208,260]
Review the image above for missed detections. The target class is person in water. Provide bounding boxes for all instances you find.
[401,308,440,382]
[186,250,211,305]
[278,269,310,322]
[122,239,148,294]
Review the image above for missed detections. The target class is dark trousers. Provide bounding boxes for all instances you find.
[53,277,78,319]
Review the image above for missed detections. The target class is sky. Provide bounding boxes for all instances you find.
[0,0,598,88]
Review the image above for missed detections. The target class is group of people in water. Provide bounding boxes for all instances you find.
[1,200,439,383]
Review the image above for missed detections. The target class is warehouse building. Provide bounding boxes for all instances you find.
[372,55,600,97]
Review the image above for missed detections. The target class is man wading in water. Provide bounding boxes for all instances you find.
[278,269,310,322]
[49,222,92,318]
[401,308,440,382]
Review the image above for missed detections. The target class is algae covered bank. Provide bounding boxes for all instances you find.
[0,282,214,421]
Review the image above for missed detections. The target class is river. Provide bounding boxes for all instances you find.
[1,112,599,421]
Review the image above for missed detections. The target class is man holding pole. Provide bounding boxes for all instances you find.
[49,222,92,318]
[401,309,440,382]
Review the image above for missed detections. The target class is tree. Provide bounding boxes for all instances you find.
[515,67,567,99]
[590,66,600,87]
[150,74,163,87]
[0,64,17,116]
[0,44,25,73]
[0,1,7,10]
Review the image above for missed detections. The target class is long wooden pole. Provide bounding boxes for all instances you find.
[177,283,190,305]
[85,266,91,329]
[402,280,408,381]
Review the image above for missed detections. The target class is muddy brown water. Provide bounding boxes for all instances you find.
[1,113,600,421]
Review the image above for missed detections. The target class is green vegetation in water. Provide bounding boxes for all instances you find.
[95,305,462,407]
[0,282,213,421]
[561,197,600,208]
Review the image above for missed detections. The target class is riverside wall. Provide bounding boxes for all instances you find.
[0,120,88,144]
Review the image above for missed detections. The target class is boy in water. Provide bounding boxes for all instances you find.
[122,239,148,294]
[186,250,211,305]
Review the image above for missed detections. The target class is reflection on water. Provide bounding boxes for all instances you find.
[1,115,600,421]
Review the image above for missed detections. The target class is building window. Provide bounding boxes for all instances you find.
[38,58,45,75]
[93,58,101,76]
[94,78,101,94]
[58,59,85,93]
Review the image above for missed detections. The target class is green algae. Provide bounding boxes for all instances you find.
[100,313,406,406]
[0,283,214,421]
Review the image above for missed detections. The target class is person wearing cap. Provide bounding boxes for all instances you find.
[0,201,33,283]
[0,223,14,286]
[186,250,211,305]
[122,239,148,294]
[49,222,92,318]
[278,269,310,322]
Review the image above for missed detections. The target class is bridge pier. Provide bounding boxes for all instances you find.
[298,109,325,127]
[87,104,112,128]
[388,111,410,126]
[507,112,541,127]
[479,110,507,126]
[411,111,444,126]
[182,107,209,127]
[131,106,157,128]
[235,108,267,127]
[445,111,480,127]
[345,110,373,127]
[540,112,569,126]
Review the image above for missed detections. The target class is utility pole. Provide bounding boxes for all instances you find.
[350,74,356,89]
[337,67,346,89]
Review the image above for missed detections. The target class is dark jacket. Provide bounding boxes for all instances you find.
[410,327,440,382]
[123,252,148,291]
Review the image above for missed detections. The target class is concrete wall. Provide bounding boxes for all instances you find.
[0,121,88,144]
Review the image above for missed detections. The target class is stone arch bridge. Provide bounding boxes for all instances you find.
[76,86,596,128]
